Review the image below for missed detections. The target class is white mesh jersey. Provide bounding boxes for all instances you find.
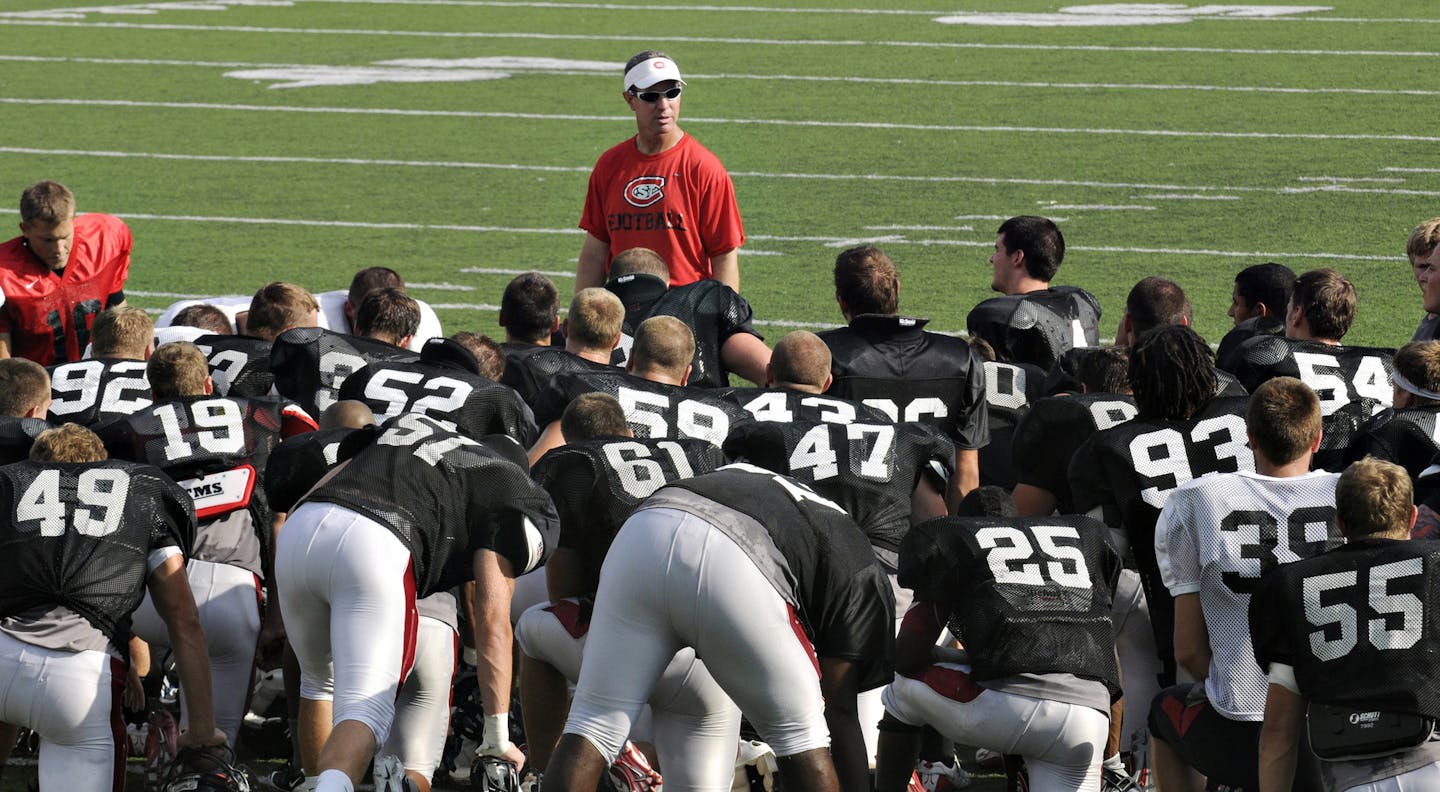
[1155,470,1342,720]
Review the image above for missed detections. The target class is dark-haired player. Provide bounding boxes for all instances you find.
[276,412,559,791]
[1215,262,1295,372]
[1150,377,1339,791]
[604,246,770,387]
[502,288,625,408]
[1069,325,1252,687]
[545,465,893,792]
[518,393,731,781]
[874,487,1121,792]
[270,287,421,417]
[819,245,988,509]
[527,316,750,464]
[338,334,538,446]
[1227,268,1394,469]
[46,306,151,426]
[0,358,54,463]
[0,424,223,789]
[92,342,317,747]
[967,215,1101,371]
[1253,458,1440,791]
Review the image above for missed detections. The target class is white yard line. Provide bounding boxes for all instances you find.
[2,17,1438,57]
[4,100,1438,144]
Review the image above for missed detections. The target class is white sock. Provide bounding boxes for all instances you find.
[314,768,355,792]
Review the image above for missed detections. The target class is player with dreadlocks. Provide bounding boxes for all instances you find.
[1067,325,1253,757]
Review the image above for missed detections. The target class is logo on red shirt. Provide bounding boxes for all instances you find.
[624,176,666,208]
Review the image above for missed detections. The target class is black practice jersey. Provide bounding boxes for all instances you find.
[46,358,151,427]
[899,514,1121,695]
[607,274,763,388]
[195,334,274,398]
[270,327,419,417]
[0,417,52,465]
[1068,394,1253,681]
[965,286,1103,371]
[1012,393,1138,514]
[93,395,316,574]
[307,413,559,596]
[717,387,892,425]
[533,436,725,596]
[533,371,751,448]
[500,344,615,407]
[979,359,1048,489]
[651,464,895,690]
[1215,316,1284,374]
[818,314,989,450]
[0,459,195,645]
[337,358,539,447]
[723,419,954,555]
[1229,336,1393,418]
[1252,540,1440,720]
[263,426,377,514]
[1345,406,1440,486]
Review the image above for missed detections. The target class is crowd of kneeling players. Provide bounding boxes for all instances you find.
[5,213,1440,792]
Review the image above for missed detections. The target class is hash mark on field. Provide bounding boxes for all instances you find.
[1295,176,1405,183]
[459,267,575,277]
[3,18,1439,58]
[8,55,1440,97]
[4,146,1439,200]
[5,100,1439,144]
[1135,194,1241,201]
[1039,204,1156,211]
[862,225,976,232]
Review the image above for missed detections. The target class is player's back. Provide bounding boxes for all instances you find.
[611,275,761,388]
[533,371,750,449]
[979,359,1047,489]
[500,345,615,408]
[270,326,419,416]
[1013,392,1138,514]
[0,417,52,465]
[194,334,274,397]
[718,387,892,425]
[965,285,1102,371]
[1346,406,1440,484]
[337,355,538,446]
[534,436,725,596]
[46,358,150,427]
[723,419,953,560]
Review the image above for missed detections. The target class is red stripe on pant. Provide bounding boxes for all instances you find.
[396,560,419,697]
[109,656,129,792]
[914,664,983,704]
[786,604,821,678]
[1160,691,1206,738]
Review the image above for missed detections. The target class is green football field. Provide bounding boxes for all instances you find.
[2,0,1438,352]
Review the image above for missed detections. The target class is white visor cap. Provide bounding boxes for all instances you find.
[624,57,687,91]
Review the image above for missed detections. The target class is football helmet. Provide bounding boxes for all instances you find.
[472,756,519,792]
[159,745,253,792]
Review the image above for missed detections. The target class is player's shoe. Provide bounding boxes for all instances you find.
[373,754,419,792]
[145,708,179,790]
[916,757,972,791]
[261,765,304,792]
[974,747,1003,770]
[605,741,662,791]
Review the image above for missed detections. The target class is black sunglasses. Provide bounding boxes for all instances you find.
[630,86,683,103]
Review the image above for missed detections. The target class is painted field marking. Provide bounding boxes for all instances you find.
[459,267,575,277]
[5,99,1439,144]
[3,16,1439,58]
[6,54,1439,97]
[1135,194,1241,201]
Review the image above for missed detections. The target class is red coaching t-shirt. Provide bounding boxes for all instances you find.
[580,133,745,287]
[0,213,132,365]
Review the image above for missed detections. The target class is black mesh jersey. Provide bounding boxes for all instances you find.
[1345,407,1440,485]
[817,315,990,450]
[532,371,752,448]
[46,358,151,427]
[965,286,1103,371]
[1252,540,1440,720]
[336,358,539,447]
[194,334,274,398]
[716,387,893,425]
[533,437,726,596]
[0,417,52,465]
[1012,393,1138,514]
[91,395,315,575]
[1228,336,1394,417]
[0,459,195,646]
[980,360,1048,489]
[650,464,895,691]
[1067,394,1253,682]
[263,426,376,514]
[607,274,763,389]
[306,413,559,596]
[1215,316,1285,375]
[501,345,616,407]
[898,515,1121,695]
[270,327,420,417]
[722,419,954,556]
